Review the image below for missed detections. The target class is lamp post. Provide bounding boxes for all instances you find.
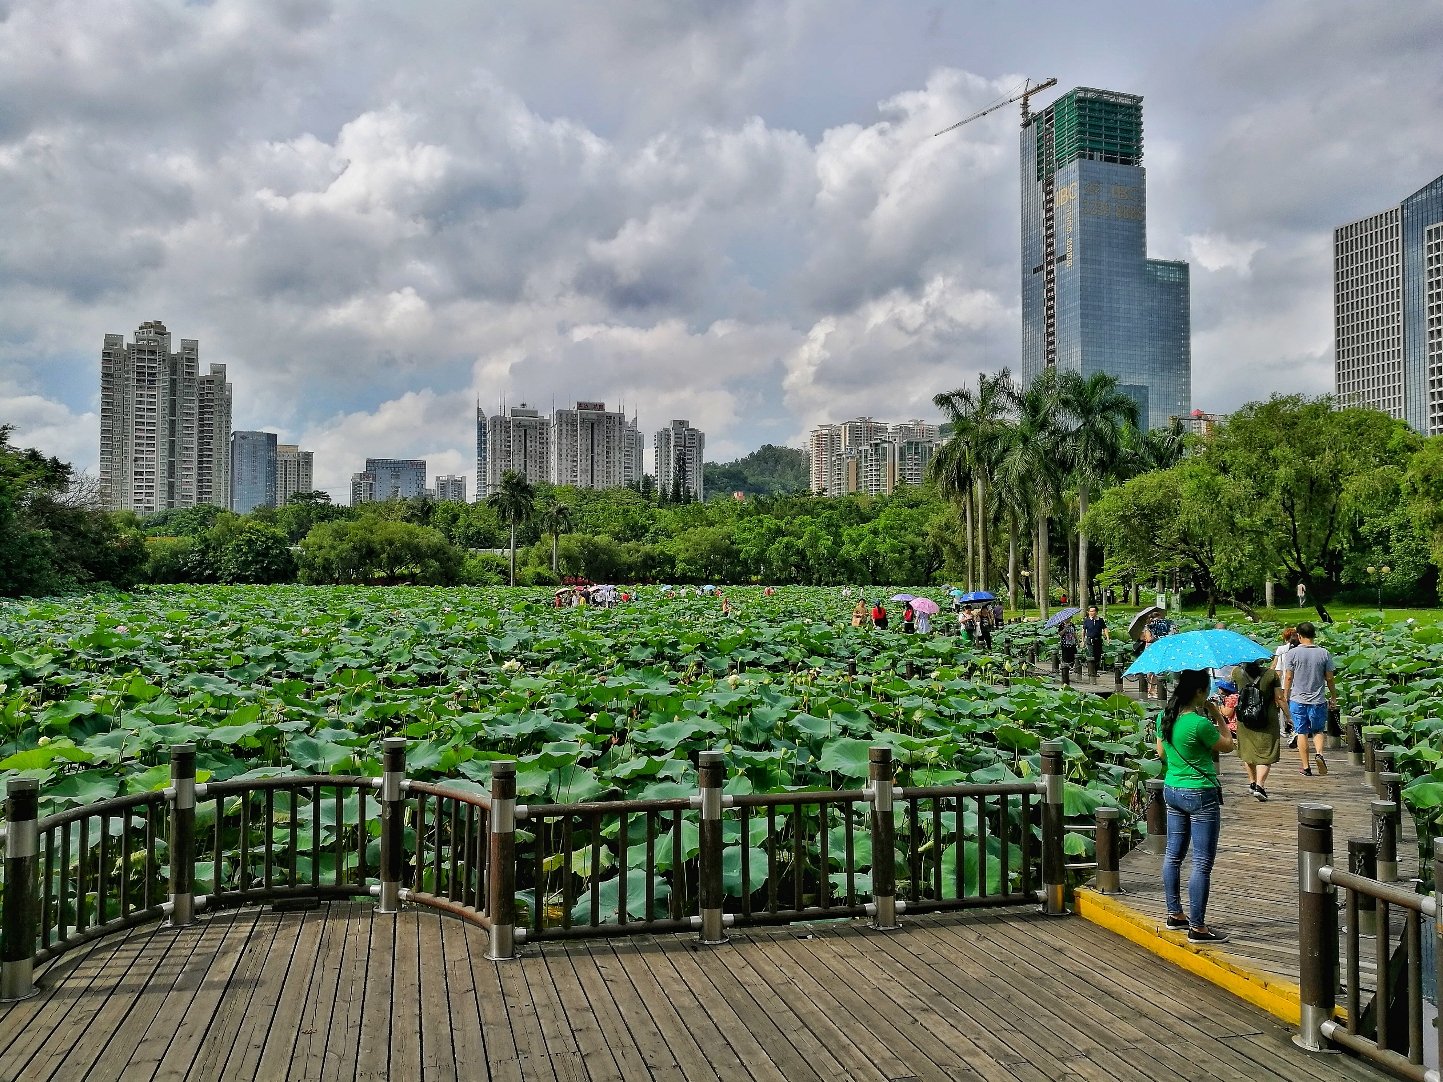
[1366,565,1391,614]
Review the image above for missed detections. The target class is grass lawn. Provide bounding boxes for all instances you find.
[1182,603,1443,627]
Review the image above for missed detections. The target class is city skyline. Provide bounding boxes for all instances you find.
[3,3,1440,501]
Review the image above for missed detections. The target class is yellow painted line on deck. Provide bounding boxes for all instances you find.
[1074,887,1336,1027]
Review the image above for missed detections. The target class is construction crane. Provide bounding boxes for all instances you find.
[933,77,1058,137]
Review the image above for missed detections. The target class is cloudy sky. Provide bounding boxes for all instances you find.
[1,0,1440,499]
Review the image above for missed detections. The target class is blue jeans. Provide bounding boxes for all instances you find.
[1162,785,1222,929]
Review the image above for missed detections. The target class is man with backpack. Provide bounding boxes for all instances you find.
[1230,659,1283,800]
[1280,621,1337,777]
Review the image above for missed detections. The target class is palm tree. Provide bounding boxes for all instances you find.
[1057,371,1139,610]
[931,369,1015,592]
[539,500,573,574]
[1124,416,1188,476]
[994,370,1065,619]
[487,471,536,586]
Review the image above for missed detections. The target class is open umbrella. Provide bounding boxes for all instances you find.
[1044,607,1081,629]
[1127,607,1166,641]
[1124,629,1270,676]
[891,593,915,602]
[960,591,996,603]
[949,588,965,598]
[911,597,940,615]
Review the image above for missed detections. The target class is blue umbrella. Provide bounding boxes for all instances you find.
[960,591,996,602]
[1124,629,1271,676]
[1045,607,1081,629]
[949,588,965,598]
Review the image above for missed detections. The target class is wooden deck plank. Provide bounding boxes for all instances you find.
[355,910,396,1082]
[528,943,625,1082]
[598,939,724,1082]
[470,932,527,1082]
[389,905,426,1081]
[556,943,658,1082]
[290,901,353,1082]
[182,909,289,1082]
[234,908,325,1081]
[318,900,376,1082]
[495,936,562,1082]
[517,939,589,1082]
[416,913,458,1082]
[584,939,688,1082]
[438,917,490,1082]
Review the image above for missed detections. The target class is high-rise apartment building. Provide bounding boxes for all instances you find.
[655,420,705,501]
[623,420,645,489]
[276,444,314,505]
[808,417,939,497]
[434,475,466,502]
[99,322,232,512]
[1020,87,1191,431]
[552,402,632,490]
[483,405,551,496]
[808,425,841,493]
[230,431,278,514]
[351,458,427,504]
[474,403,488,500]
[1335,174,1443,435]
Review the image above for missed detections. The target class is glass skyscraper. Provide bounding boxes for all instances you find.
[229,431,277,513]
[1020,88,1191,431]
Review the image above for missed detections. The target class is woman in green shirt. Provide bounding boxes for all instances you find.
[1156,668,1234,943]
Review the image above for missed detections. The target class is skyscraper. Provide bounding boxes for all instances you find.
[655,420,705,502]
[229,431,278,513]
[1334,174,1443,435]
[484,405,551,495]
[276,444,315,505]
[551,401,631,489]
[99,322,232,512]
[1020,88,1191,431]
[622,418,645,489]
[434,474,466,502]
[351,458,427,503]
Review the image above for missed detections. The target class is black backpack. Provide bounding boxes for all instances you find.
[1237,679,1268,731]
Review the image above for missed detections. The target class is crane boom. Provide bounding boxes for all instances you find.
[933,77,1058,137]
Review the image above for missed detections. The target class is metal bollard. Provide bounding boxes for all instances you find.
[868,747,900,930]
[1380,774,1403,832]
[1145,779,1166,856]
[1347,838,1378,937]
[168,743,197,928]
[697,751,727,945]
[1040,740,1067,915]
[1295,803,1337,1053]
[1363,739,1378,793]
[1,778,40,1002]
[486,761,518,960]
[1346,719,1364,767]
[1095,807,1121,894]
[846,658,857,677]
[377,737,406,914]
[1371,800,1398,883]
[1374,751,1396,799]
[1051,653,1060,674]
[1114,665,1125,692]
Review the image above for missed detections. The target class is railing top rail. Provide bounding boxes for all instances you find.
[1321,865,1437,916]
[520,795,693,819]
[202,774,380,796]
[36,789,169,831]
[406,780,493,810]
[730,789,868,808]
[896,781,1046,800]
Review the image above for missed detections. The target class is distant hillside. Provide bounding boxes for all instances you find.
[703,444,809,498]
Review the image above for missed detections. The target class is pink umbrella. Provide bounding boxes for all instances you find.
[910,597,940,615]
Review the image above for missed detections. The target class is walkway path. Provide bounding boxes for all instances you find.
[0,901,1387,1082]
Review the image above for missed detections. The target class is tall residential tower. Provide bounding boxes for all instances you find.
[1020,88,1191,431]
[655,420,705,502]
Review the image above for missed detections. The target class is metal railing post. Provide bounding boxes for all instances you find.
[696,751,726,945]
[1363,738,1378,793]
[1372,800,1398,884]
[867,747,900,930]
[1113,664,1125,693]
[486,761,518,961]
[1051,653,1060,674]
[1095,806,1121,894]
[1374,750,1396,799]
[1433,838,1443,1074]
[377,737,406,914]
[1144,779,1166,856]
[1040,740,1067,915]
[1380,774,1403,831]
[168,743,197,928]
[1345,718,1364,767]
[1347,838,1378,937]
[1,778,40,1002]
[1296,803,1337,1053]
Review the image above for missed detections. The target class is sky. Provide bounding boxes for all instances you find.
[1,0,1440,501]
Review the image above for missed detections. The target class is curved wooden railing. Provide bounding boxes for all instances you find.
[0,738,1114,1001]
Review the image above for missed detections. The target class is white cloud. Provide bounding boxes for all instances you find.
[1184,233,1265,276]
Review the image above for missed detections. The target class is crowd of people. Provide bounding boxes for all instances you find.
[848,595,1004,645]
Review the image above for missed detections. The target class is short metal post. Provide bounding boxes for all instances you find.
[377,737,406,914]
[1380,774,1403,832]
[1296,803,1337,1052]
[1363,739,1378,793]
[1346,719,1364,767]
[168,743,197,928]
[1432,839,1443,1074]
[1113,665,1124,692]
[1,778,40,1002]
[846,658,857,677]
[697,751,726,945]
[1095,807,1121,894]
[1156,677,1170,703]
[486,761,518,960]
[1145,779,1166,856]
[1347,838,1378,937]
[905,660,917,680]
[1060,666,1071,687]
[1051,653,1060,674]
[1372,800,1399,883]
[1040,740,1067,915]
[1374,750,1396,799]
[868,747,900,930]
[1136,673,1148,697]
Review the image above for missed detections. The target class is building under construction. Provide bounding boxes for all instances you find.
[1019,87,1191,431]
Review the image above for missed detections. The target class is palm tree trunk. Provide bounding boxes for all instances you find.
[1007,510,1018,611]
[963,493,975,592]
[1036,511,1050,621]
[974,475,988,594]
[1077,487,1090,610]
[552,531,559,574]
[509,523,517,587]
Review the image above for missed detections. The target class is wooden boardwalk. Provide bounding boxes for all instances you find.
[0,901,1388,1082]
[1101,748,1415,990]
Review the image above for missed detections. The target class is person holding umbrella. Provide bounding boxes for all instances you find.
[1156,667,1234,944]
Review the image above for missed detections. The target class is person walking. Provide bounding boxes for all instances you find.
[871,601,888,631]
[902,601,916,634]
[1296,581,1307,608]
[1231,659,1283,801]
[1281,621,1337,776]
[916,607,931,634]
[1081,605,1108,671]
[851,599,868,628]
[1058,619,1079,669]
[1157,668,1233,943]
[1274,625,1298,744]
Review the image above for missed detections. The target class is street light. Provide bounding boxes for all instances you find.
[1366,565,1391,613]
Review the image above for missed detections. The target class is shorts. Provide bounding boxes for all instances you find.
[1289,701,1328,736]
